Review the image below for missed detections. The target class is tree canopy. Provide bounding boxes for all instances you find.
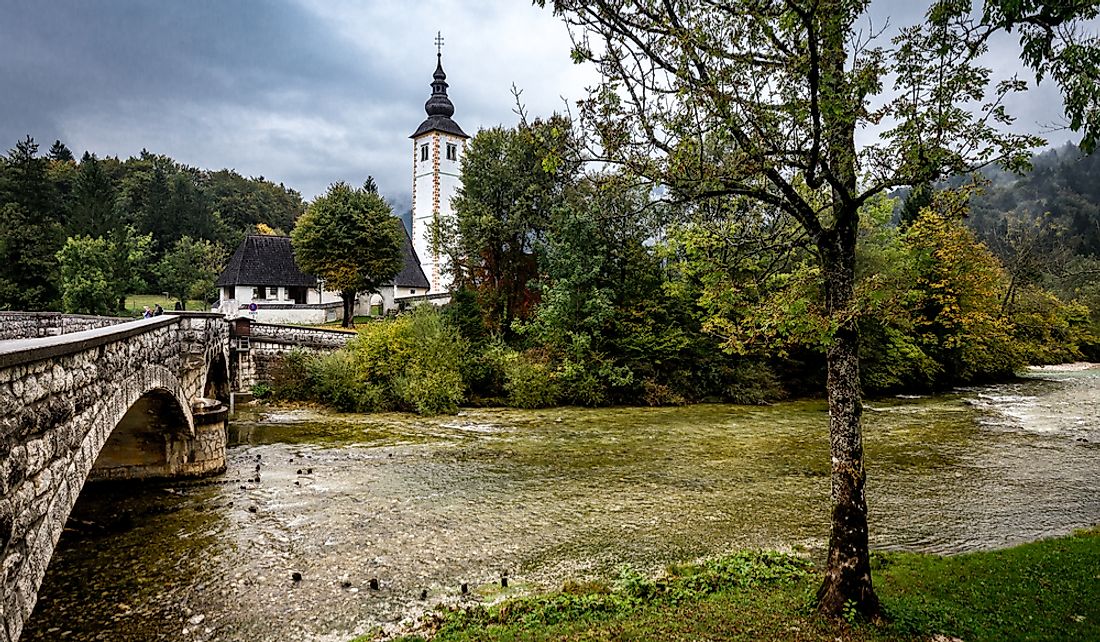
[0,136,306,313]
[539,0,1100,618]
[291,181,404,327]
[443,116,579,335]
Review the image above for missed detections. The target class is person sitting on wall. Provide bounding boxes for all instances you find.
[142,305,152,318]
[153,303,164,316]
[174,301,183,311]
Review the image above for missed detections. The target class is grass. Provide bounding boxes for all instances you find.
[363,527,1100,642]
[124,293,207,316]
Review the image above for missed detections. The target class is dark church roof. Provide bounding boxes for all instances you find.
[216,235,317,288]
[410,54,468,139]
[216,224,430,291]
[392,220,431,289]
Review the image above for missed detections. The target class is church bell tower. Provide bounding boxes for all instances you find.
[411,32,468,294]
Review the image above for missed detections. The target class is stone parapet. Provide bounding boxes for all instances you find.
[249,322,357,349]
[0,313,128,342]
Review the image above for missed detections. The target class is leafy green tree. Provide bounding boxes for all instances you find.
[541,0,1100,617]
[56,236,115,314]
[290,181,403,327]
[109,226,154,311]
[158,236,226,310]
[524,174,674,404]
[126,159,174,252]
[443,116,579,335]
[903,194,1021,382]
[205,168,305,244]
[898,183,934,229]
[0,136,65,310]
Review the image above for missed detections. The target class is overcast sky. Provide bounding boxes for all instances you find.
[0,1,1087,211]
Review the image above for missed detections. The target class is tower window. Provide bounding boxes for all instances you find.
[420,144,429,161]
[446,143,457,161]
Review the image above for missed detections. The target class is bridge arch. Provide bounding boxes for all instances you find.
[203,349,231,403]
[0,313,229,642]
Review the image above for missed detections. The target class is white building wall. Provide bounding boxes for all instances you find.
[412,131,465,295]
[218,284,344,323]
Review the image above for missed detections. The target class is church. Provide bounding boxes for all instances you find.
[410,38,468,295]
[215,40,468,324]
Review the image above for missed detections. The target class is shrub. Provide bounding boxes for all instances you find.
[725,361,784,405]
[308,350,379,412]
[393,307,467,414]
[462,337,512,403]
[268,350,314,401]
[266,308,469,415]
[641,379,686,406]
[503,350,560,409]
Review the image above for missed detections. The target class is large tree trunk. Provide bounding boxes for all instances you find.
[816,222,881,619]
[341,290,356,328]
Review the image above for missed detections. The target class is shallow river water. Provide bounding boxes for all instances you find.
[22,365,1100,641]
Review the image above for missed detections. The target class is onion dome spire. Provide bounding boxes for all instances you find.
[410,32,468,139]
[424,53,455,118]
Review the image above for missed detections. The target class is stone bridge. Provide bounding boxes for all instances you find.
[0,312,230,642]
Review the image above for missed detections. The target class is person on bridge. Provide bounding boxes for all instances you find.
[153,304,164,316]
[142,306,152,318]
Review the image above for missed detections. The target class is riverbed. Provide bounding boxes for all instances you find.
[22,365,1100,641]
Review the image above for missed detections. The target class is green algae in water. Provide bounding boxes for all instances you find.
[22,368,1100,642]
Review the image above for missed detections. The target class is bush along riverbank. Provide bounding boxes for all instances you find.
[360,527,1100,642]
[261,291,1093,417]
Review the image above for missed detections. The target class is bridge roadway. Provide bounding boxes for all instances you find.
[0,312,230,642]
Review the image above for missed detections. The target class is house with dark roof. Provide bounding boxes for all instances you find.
[215,222,432,324]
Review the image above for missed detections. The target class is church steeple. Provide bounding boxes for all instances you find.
[410,32,468,296]
[424,54,455,118]
[411,34,468,140]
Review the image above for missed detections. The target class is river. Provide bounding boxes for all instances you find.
[21,364,1100,641]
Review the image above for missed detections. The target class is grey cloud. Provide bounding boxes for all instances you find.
[0,0,1090,207]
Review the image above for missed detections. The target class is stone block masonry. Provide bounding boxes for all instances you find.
[0,312,127,342]
[229,320,354,390]
[0,312,229,642]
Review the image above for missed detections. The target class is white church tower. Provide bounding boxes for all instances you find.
[411,33,468,294]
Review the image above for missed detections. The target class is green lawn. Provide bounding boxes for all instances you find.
[124,294,207,316]
[361,527,1100,642]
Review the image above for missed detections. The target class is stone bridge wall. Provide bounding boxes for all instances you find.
[0,313,128,341]
[0,312,229,642]
[231,322,355,390]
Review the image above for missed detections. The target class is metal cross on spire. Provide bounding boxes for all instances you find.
[434,31,444,55]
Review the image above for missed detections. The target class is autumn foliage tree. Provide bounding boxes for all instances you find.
[539,0,1100,618]
[291,181,403,327]
[442,116,579,335]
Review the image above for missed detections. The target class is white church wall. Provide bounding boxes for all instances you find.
[411,130,466,295]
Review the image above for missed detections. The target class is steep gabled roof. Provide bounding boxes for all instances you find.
[217,224,431,291]
[391,219,431,289]
[216,235,317,287]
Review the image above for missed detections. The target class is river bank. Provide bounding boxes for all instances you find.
[21,365,1099,641]
[379,526,1100,642]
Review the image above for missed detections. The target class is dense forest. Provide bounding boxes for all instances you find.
[0,136,305,313]
[269,120,1100,414]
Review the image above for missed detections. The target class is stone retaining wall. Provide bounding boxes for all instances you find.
[249,323,357,348]
[231,322,355,390]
